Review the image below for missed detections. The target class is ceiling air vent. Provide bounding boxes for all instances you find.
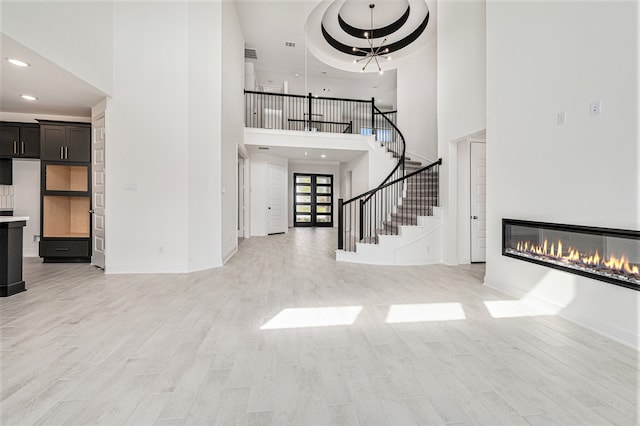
[258,146,269,150]
[244,48,258,60]
[285,41,296,48]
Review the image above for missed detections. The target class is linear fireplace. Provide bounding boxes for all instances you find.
[502,219,640,290]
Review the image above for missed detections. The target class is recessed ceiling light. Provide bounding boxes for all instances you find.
[7,58,29,67]
[321,154,326,158]
[20,94,37,101]
[304,151,308,156]
[294,73,300,78]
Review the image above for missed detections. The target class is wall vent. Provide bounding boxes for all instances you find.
[285,41,296,48]
[258,146,270,150]
[244,48,258,59]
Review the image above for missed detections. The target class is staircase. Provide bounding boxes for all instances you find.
[336,107,442,265]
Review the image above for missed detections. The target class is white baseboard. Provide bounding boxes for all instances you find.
[484,277,639,350]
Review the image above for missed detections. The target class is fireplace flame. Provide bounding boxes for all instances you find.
[513,238,639,277]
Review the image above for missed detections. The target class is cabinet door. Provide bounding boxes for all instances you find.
[41,126,66,160]
[20,126,40,158]
[66,127,90,162]
[0,125,19,157]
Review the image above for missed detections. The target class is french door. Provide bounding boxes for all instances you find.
[294,173,333,227]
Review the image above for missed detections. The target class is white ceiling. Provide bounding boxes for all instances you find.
[0,33,106,117]
[236,0,399,108]
[246,144,365,163]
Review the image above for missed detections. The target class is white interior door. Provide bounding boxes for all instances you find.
[267,163,285,234]
[91,116,106,268]
[237,156,245,238]
[470,142,486,262]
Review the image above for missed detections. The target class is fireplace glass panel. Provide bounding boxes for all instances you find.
[503,219,640,290]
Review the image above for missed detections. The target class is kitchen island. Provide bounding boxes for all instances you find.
[0,216,29,297]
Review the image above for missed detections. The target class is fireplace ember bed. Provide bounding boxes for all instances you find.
[503,219,640,291]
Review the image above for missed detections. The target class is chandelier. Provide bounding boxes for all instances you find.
[351,4,391,74]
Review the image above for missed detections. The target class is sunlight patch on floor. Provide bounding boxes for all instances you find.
[260,306,363,330]
[385,303,466,323]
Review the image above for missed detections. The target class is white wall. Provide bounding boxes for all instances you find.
[0,1,113,95]
[396,40,438,162]
[341,153,368,202]
[107,2,190,273]
[187,1,223,271]
[288,161,341,228]
[221,1,245,262]
[485,1,639,348]
[249,153,288,236]
[436,0,487,264]
[12,160,40,257]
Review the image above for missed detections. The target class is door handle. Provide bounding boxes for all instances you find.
[89,210,95,214]
[471,215,478,219]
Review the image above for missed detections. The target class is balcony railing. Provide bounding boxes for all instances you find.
[244,90,396,144]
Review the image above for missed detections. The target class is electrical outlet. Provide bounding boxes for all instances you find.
[557,112,567,125]
[590,100,601,116]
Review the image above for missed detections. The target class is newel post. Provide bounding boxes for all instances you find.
[308,92,313,131]
[359,199,364,242]
[371,97,376,139]
[338,199,344,250]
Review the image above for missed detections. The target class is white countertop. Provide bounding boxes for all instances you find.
[0,216,29,223]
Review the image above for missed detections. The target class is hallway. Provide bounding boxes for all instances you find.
[1,228,637,425]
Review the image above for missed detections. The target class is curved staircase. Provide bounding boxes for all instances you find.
[336,108,442,265]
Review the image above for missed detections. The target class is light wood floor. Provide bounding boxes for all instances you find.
[1,228,638,425]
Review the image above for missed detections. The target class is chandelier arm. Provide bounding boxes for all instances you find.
[373,38,388,55]
[373,55,382,72]
[361,54,375,71]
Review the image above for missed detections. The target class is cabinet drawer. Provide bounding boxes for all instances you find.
[40,240,89,257]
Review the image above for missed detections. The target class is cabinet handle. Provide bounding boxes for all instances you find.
[20,141,25,155]
[13,141,17,154]
[60,146,64,159]
[65,146,69,160]
[54,247,71,251]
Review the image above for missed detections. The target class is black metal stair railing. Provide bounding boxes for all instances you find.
[242,89,441,253]
[338,159,442,252]
[245,90,386,136]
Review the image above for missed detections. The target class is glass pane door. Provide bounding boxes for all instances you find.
[294,174,333,227]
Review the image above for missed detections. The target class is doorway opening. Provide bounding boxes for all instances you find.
[294,173,333,227]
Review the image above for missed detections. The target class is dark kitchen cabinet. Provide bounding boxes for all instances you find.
[38,120,92,263]
[0,122,40,158]
[0,159,11,185]
[38,120,90,162]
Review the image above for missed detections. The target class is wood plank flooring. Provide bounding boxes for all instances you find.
[1,228,638,425]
